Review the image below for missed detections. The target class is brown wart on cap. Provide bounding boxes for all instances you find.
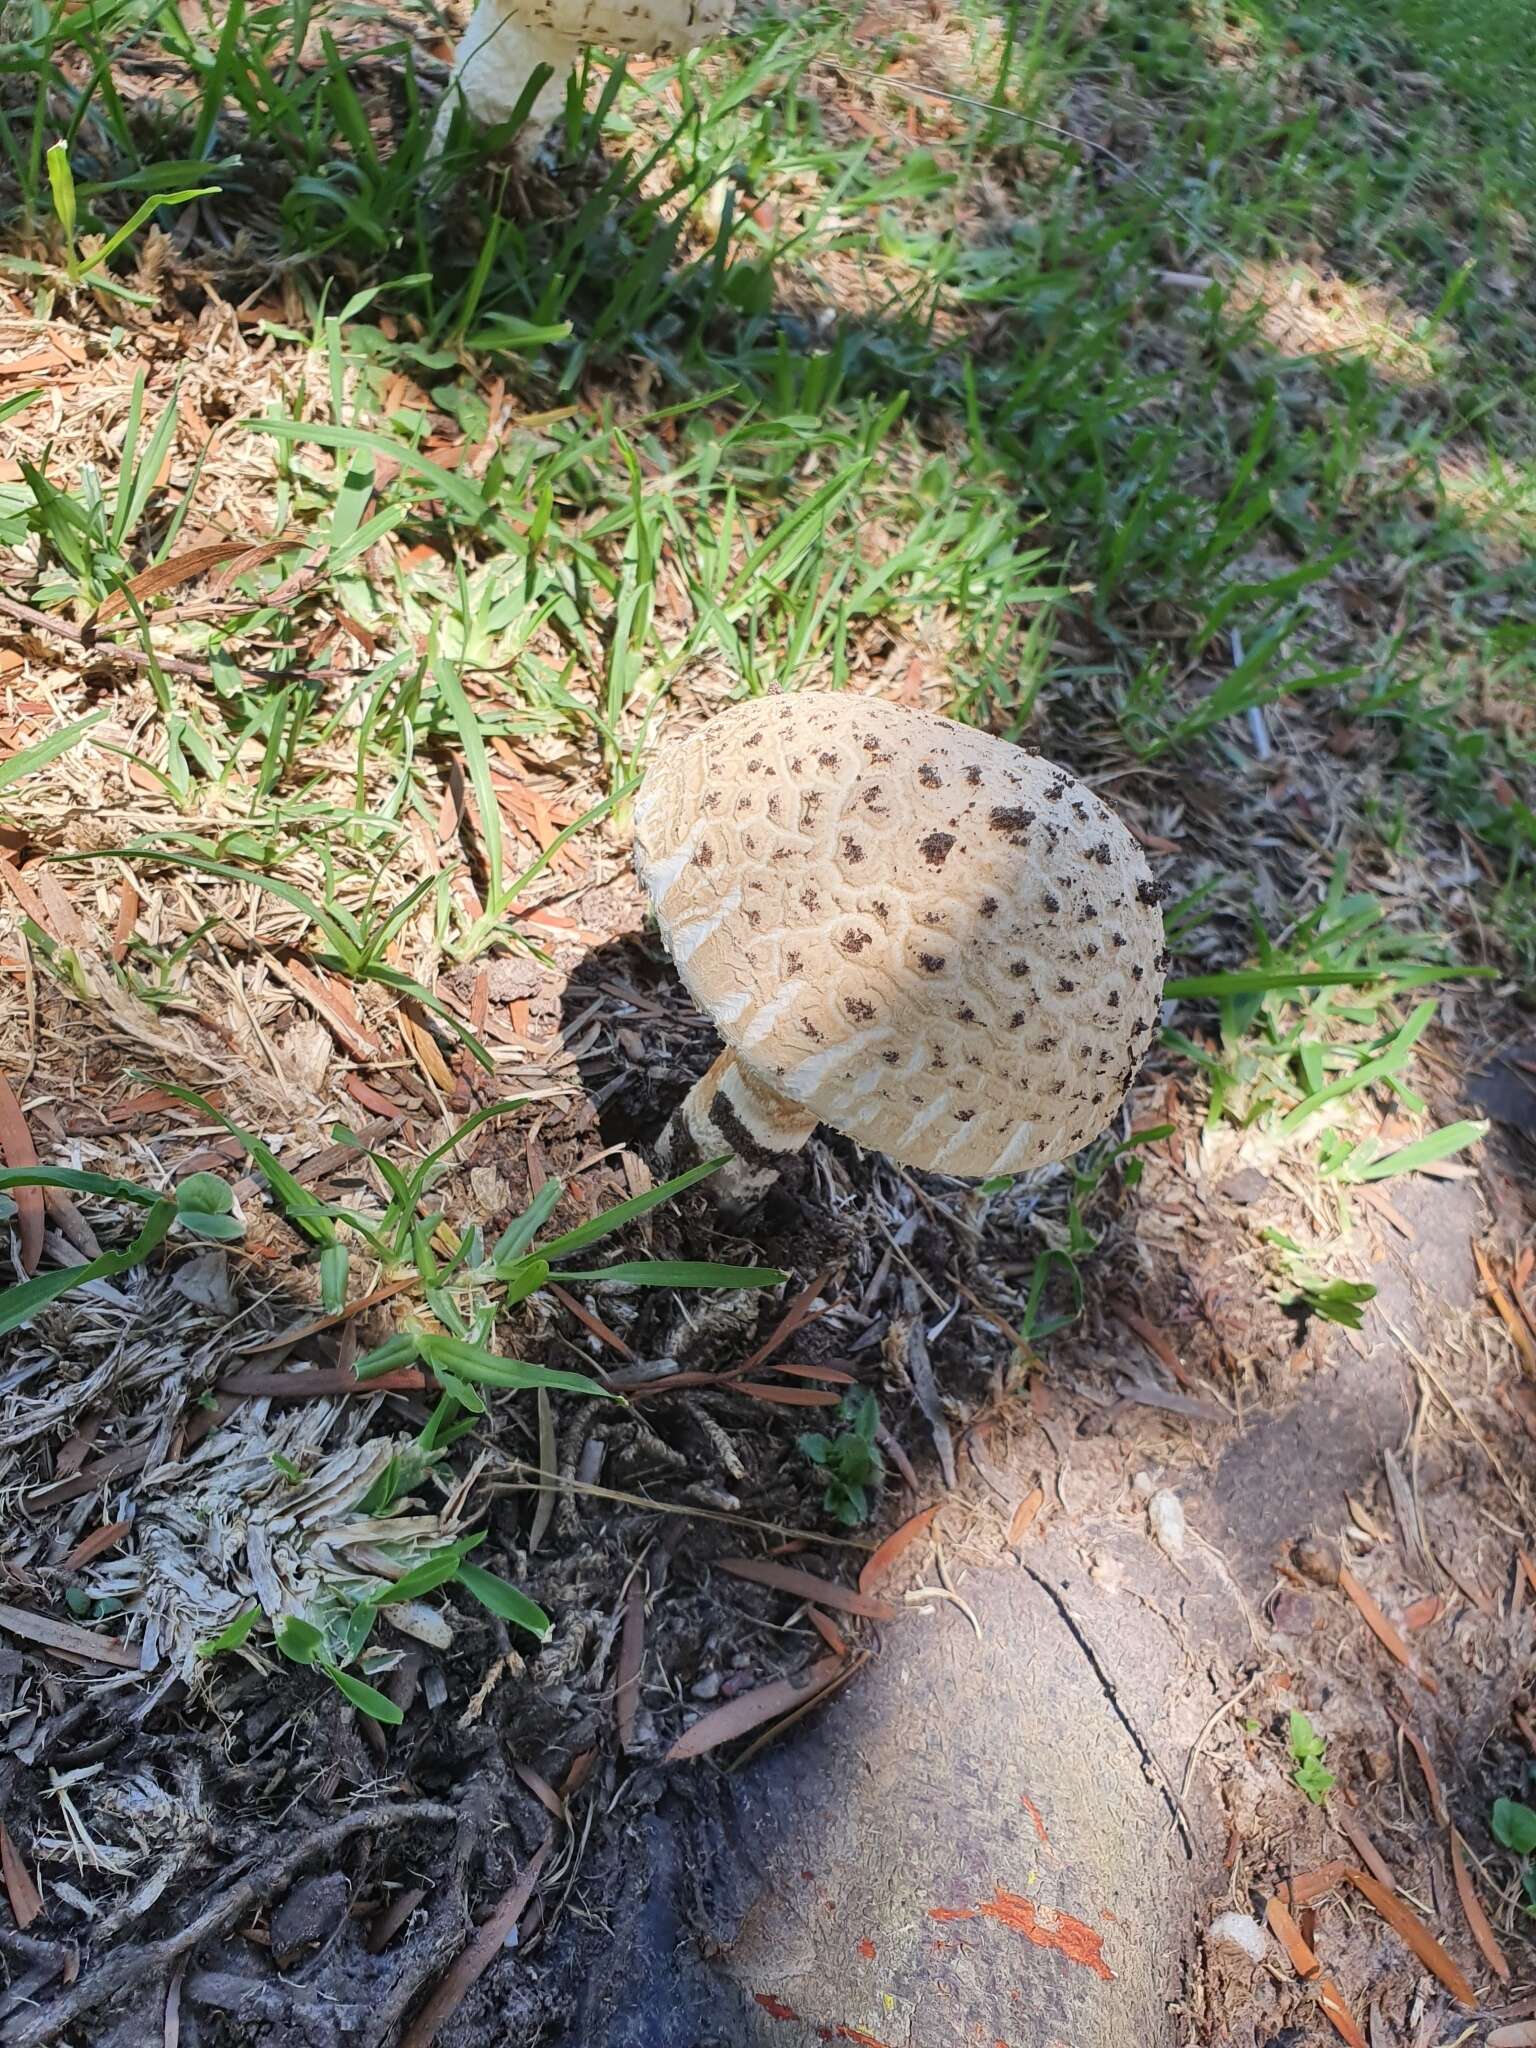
[633,692,1166,1207]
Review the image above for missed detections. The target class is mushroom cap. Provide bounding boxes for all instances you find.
[514,0,733,54]
[634,692,1166,1178]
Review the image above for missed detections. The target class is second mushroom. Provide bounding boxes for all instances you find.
[634,691,1168,1206]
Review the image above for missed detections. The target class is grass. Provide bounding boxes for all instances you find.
[2,0,1535,1622]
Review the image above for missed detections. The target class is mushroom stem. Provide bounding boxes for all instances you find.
[659,1049,818,1207]
[434,0,576,146]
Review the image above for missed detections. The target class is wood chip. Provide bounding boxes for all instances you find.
[614,1580,644,1754]
[716,1558,895,1621]
[1337,1567,1436,1693]
[0,1819,43,1928]
[857,1504,941,1598]
[1279,1861,1352,1909]
[1396,1720,1447,1824]
[0,1600,144,1670]
[1489,2027,1536,2047]
[1450,1827,1509,1985]
[1343,1867,1474,2008]
[399,1832,552,2048]
[1316,1977,1369,2048]
[0,1070,43,1274]
[1266,1894,1321,1979]
[62,1519,132,1569]
[1008,1486,1044,1547]
[664,1655,847,1763]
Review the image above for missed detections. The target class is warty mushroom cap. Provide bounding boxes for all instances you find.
[440,0,734,138]
[634,691,1167,1179]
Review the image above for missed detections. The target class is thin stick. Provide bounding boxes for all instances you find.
[490,1461,876,1551]
[0,590,326,690]
[5,1801,457,2048]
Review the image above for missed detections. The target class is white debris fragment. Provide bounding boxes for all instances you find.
[1148,1488,1187,1560]
[1209,1912,1267,1962]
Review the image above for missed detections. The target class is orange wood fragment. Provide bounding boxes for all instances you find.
[1338,1567,1437,1693]
[1316,1976,1368,2048]
[857,1504,941,1598]
[1474,1243,1536,1374]
[1008,1487,1044,1546]
[1450,1828,1510,1984]
[1020,1794,1051,1849]
[1267,1895,1322,1980]
[0,1071,43,1274]
[978,1888,1113,1980]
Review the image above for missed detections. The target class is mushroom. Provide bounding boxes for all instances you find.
[634,691,1167,1206]
[436,0,734,149]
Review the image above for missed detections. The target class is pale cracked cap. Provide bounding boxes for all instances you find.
[634,692,1167,1178]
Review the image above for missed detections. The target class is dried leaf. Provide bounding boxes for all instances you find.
[0,1071,43,1274]
[1008,1487,1044,1546]
[1396,1720,1447,1824]
[857,1504,942,1597]
[1450,1827,1509,1984]
[1336,1809,1395,1894]
[772,1363,857,1384]
[805,1606,849,1658]
[398,1012,455,1092]
[512,1762,565,1822]
[1111,1301,1191,1386]
[717,1558,895,1621]
[207,532,303,597]
[527,1388,556,1556]
[1474,1243,1536,1375]
[1489,2027,1536,2047]
[1343,1867,1475,2008]
[94,539,257,623]
[1401,1595,1442,1630]
[730,1264,837,1379]
[1267,1895,1321,1980]
[400,1833,552,2048]
[664,1655,846,1762]
[0,1820,43,1928]
[1337,1567,1436,1693]
[731,1381,840,1407]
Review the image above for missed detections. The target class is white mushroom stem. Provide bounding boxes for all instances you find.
[659,1049,818,1208]
[434,0,577,148]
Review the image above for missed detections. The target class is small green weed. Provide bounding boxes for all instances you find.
[1492,1797,1536,1916]
[1265,1231,1377,1331]
[799,1389,884,1526]
[1288,1710,1336,1804]
[194,1530,553,1725]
